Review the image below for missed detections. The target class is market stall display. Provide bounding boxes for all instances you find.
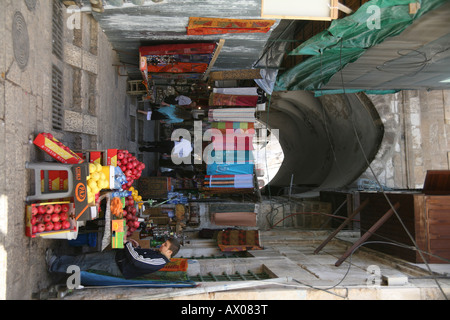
[25,134,153,249]
[25,201,78,239]
[139,42,223,98]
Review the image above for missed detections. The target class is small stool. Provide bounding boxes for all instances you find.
[26,162,74,201]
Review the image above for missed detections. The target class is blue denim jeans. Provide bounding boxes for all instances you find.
[50,250,123,277]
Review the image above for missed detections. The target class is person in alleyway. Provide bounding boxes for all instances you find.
[46,238,181,280]
[139,136,193,159]
[163,93,197,109]
[137,104,193,124]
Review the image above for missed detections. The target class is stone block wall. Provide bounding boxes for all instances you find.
[361,89,450,189]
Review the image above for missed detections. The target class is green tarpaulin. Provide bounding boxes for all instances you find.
[274,0,448,92]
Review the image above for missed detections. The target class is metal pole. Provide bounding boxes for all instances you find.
[314,198,369,254]
[134,277,293,300]
[334,202,400,267]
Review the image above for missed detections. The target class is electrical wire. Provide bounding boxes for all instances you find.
[376,46,450,77]
[268,211,360,230]
[337,38,448,300]
[255,31,450,299]
[294,240,450,296]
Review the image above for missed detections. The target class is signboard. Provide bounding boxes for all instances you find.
[261,0,339,20]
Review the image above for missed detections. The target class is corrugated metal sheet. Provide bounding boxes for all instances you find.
[79,0,282,79]
[323,2,450,91]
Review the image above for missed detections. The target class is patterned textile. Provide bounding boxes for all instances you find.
[159,258,188,272]
[216,230,262,252]
[187,17,276,35]
[207,150,254,164]
[139,43,217,74]
[213,87,258,96]
[209,69,262,81]
[140,43,217,56]
[211,121,254,131]
[207,163,254,175]
[203,174,253,188]
[209,92,258,107]
[211,131,254,151]
[208,108,256,122]
[147,62,209,74]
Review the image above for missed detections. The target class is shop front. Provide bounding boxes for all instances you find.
[24,40,284,288]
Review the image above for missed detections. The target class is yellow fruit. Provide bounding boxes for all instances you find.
[100,172,106,181]
[89,163,97,174]
[91,172,100,181]
[88,194,95,203]
[91,186,100,195]
[88,179,97,190]
[100,179,109,189]
[129,187,135,192]
[95,163,102,172]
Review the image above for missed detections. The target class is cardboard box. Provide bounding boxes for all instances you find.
[25,201,77,238]
[72,163,90,221]
[106,149,118,166]
[112,219,126,248]
[130,231,150,248]
[83,149,118,167]
[33,133,84,164]
[137,177,171,199]
[89,151,102,165]
[101,166,115,189]
[41,170,69,192]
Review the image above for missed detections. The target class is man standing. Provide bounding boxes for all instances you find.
[46,238,181,279]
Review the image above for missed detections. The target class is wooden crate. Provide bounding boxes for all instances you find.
[359,192,450,263]
[137,176,171,199]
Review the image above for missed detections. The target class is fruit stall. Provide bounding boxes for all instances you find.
[25,132,184,251]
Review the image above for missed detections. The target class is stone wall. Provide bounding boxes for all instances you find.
[360,90,450,189]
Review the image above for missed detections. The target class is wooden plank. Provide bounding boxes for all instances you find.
[202,39,225,82]
[423,170,450,195]
[330,0,339,19]
[337,2,353,14]
[425,195,450,263]
[414,194,428,263]
[261,0,335,20]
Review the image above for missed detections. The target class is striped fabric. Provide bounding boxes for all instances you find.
[206,150,254,164]
[211,129,255,151]
[209,93,258,107]
[217,230,262,251]
[208,108,256,122]
[206,163,254,175]
[211,121,255,131]
[213,87,258,96]
[203,174,253,188]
